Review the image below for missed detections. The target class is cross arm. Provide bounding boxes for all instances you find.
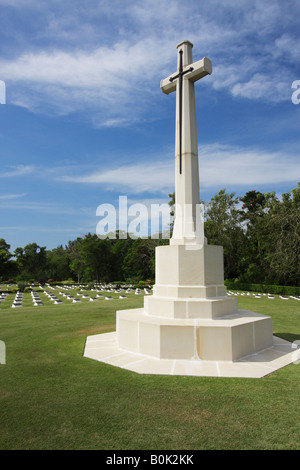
[160,57,212,95]
[160,74,177,95]
[188,57,212,83]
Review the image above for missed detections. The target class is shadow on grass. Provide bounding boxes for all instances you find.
[276,332,300,343]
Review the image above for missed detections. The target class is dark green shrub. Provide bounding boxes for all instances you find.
[225,280,300,296]
[17,281,26,292]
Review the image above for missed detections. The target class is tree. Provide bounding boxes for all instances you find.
[1,184,298,287]
[204,189,247,279]
[240,190,265,221]
[0,239,14,281]
[14,243,47,281]
[168,192,175,235]
[239,190,268,282]
[237,185,300,285]
[46,245,72,281]
[261,184,300,285]
[111,236,135,281]
[122,238,157,281]
[79,234,114,282]
[67,234,115,283]
[67,237,85,283]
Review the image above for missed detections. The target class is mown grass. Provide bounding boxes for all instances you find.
[0,287,299,450]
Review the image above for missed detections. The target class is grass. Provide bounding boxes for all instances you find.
[0,286,299,450]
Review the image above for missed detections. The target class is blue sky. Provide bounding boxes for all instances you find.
[0,0,299,252]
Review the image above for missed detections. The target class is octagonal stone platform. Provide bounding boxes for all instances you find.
[83,332,296,378]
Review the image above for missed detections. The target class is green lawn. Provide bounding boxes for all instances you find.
[0,287,299,450]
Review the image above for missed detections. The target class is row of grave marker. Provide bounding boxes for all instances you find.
[227,291,300,301]
[0,285,152,308]
[3,288,298,309]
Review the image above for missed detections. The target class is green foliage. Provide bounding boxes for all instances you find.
[204,184,300,286]
[0,239,16,280]
[241,184,300,285]
[1,183,299,286]
[16,281,26,292]
[14,243,47,282]
[204,189,247,280]
[46,245,72,281]
[225,280,300,296]
[240,189,266,220]
[122,238,157,280]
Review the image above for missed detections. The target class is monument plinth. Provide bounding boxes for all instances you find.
[84,41,296,377]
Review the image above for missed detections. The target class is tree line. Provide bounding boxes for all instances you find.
[0,183,299,286]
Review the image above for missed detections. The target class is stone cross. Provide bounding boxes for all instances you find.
[160,40,212,245]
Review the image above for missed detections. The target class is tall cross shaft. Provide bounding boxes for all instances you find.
[169,49,194,174]
[160,40,212,245]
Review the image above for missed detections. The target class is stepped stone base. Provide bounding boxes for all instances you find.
[83,332,296,378]
[84,244,296,377]
[116,308,273,362]
[144,294,237,319]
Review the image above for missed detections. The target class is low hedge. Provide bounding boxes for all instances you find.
[225,280,300,296]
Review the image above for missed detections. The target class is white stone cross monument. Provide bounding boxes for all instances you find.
[160,40,211,246]
[84,41,296,377]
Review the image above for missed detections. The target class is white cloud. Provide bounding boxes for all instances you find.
[0,0,37,5]
[1,147,298,198]
[0,165,34,178]
[0,193,27,199]
[59,160,174,194]
[274,33,300,62]
[199,143,300,188]
[0,198,83,215]
[0,225,90,235]
[1,0,298,122]
[1,37,175,119]
[55,143,300,195]
[231,74,290,103]
[211,56,292,104]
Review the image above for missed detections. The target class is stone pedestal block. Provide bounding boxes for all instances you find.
[155,244,224,289]
[144,295,237,319]
[116,308,273,362]
[115,243,274,362]
[144,244,238,320]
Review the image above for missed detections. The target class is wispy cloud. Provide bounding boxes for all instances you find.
[0,38,174,121]
[199,143,300,188]
[0,225,91,234]
[0,193,27,200]
[59,160,174,194]
[0,165,34,178]
[0,198,83,215]
[1,0,299,123]
[1,147,298,197]
[55,143,300,195]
